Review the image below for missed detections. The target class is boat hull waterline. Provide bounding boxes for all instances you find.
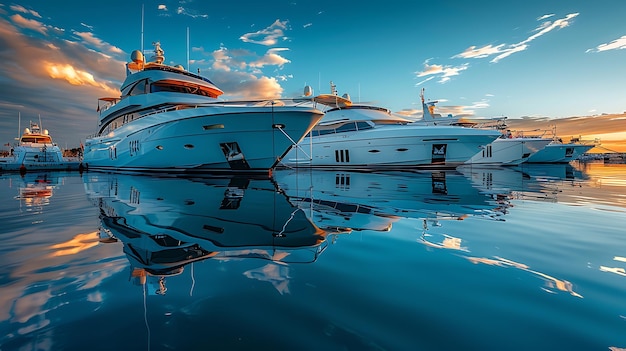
[84,106,323,173]
[284,124,501,169]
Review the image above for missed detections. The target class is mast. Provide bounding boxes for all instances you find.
[186,27,190,71]
[141,4,145,54]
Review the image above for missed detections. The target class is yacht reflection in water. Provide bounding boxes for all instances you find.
[84,173,338,294]
[13,172,63,209]
[273,168,511,233]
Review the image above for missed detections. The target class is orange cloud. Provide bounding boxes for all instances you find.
[10,13,46,35]
[504,113,626,153]
[44,61,118,95]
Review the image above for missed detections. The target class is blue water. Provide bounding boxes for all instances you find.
[1,162,625,350]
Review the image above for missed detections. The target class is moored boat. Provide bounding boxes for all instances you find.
[0,119,82,173]
[281,83,501,169]
[527,133,597,163]
[82,42,323,174]
[465,135,553,166]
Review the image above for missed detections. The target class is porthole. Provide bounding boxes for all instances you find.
[184,144,194,149]
[203,124,225,130]
[397,148,408,152]
[156,145,164,150]
[368,150,380,153]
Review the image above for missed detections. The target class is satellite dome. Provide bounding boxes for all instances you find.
[342,93,351,101]
[131,50,144,64]
[303,85,313,97]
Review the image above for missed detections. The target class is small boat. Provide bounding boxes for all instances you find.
[527,138,595,163]
[281,83,501,169]
[82,42,323,174]
[0,119,82,172]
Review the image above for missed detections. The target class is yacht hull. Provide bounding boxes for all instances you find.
[526,143,594,163]
[282,124,500,169]
[465,138,553,165]
[83,106,323,173]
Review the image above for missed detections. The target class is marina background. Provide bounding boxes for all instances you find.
[1,1,625,151]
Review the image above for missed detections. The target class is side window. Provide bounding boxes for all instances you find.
[335,122,357,133]
[356,121,372,130]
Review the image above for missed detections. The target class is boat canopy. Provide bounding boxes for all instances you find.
[314,94,352,108]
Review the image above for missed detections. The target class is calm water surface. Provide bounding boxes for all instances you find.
[1,162,625,350]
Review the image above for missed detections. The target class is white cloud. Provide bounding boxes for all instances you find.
[10,5,41,18]
[72,31,123,54]
[175,6,208,18]
[240,19,289,46]
[454,13,579,63]
[454,44,506,59]
[249,48,291,68]
[586,35,626,53]
[415,60,469,84]
[537,14,555,21]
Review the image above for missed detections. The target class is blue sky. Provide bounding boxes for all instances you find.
[1,0,625,147]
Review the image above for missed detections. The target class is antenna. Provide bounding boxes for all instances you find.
[141,4,144,54]
[18,112,21,139]
[186,27,189,71]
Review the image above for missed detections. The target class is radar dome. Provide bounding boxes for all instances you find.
[342,93,351,101]
[303,85,313,97]
[131,50,144,64]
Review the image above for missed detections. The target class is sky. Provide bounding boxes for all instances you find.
[1,0,625,151]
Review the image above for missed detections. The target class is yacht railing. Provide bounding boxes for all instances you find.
[87,98,317,139]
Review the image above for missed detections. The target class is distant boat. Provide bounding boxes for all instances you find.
[82,42,323,174]
[465,135,553,166]
[281,83,501,169]
[0,118,82,172]
[527,137,596,163]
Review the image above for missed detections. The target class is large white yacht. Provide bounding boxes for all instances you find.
[83,42,323,173]
[417,89,553,166]
[281,84,501,169]
[0,119,82,172]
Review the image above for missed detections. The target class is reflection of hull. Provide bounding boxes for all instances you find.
[273,169,501,231]
[466,138,553,165]
[458,163,588,199]
[527,143,594,163]
[11,172,67,207]
[84,174,329,275]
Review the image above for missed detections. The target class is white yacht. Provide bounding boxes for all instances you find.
[83,42,323,173]
[465,135,553,165]
[417,89,553,166]
[526,134,596,163]
[0,120,82,172]
[281,84,501,169]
